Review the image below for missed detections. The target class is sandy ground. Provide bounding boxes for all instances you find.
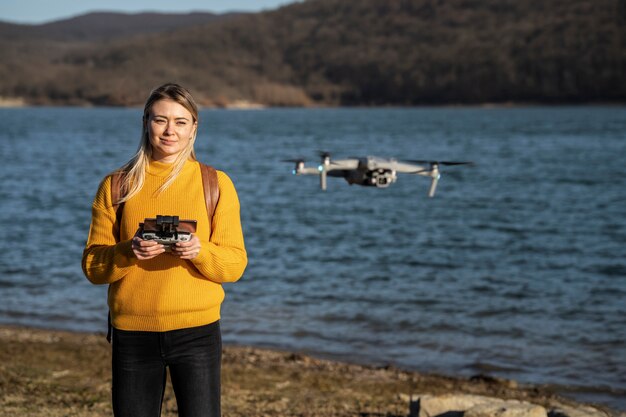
[0,325,620,417]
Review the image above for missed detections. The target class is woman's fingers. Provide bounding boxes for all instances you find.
[171,235,201,259]
[130,233,200,260]
[132,236,165,259]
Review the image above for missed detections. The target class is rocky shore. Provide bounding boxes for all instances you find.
[0,325,621,417]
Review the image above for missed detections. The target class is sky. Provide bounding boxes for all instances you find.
[0,0,298,24]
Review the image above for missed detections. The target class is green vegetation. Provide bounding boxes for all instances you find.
[1,0,624,106]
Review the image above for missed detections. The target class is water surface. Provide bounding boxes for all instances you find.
[0,106,624,410]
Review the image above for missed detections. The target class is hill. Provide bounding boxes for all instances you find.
[0,12,241,41]
[1,0,625,107]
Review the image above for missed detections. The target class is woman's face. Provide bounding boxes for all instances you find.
[147,99,197,163]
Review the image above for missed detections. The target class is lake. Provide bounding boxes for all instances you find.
[0,106,624,410]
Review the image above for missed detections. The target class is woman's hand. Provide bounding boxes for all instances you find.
[171,234,201,259]
[131,229,165,260]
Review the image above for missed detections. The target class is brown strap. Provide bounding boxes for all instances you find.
[110,173,125,240]
[107,172,124,344]
[200,163,220,222]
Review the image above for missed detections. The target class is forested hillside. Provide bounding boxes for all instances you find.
[1,0,624,106]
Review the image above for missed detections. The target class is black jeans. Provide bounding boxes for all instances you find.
[112,321,222,417]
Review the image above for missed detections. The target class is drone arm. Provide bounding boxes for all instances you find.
[295,167,320,175]
[427,164,441,198]
[318,154,331,190]
[428,176,439,197]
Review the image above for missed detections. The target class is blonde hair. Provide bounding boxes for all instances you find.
[113,83,199,204]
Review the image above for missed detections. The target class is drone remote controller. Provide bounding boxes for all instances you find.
[140,215,197,251]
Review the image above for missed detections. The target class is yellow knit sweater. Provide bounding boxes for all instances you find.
[82,159,247,332]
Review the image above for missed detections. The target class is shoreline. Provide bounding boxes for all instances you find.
[1,99,626,110]
[0,325,622,417]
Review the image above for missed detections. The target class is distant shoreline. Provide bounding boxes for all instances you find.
[1,97,625,110]
[0,324,621,416]
[0,97,27,108]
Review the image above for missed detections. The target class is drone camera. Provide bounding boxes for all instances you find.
[368,169,395,188]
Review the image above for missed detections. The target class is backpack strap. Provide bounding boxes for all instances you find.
[110,172,125,241]
[199,163,220,223]
[107,172,124,344]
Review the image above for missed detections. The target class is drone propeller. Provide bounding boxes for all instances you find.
[405,160,473,166]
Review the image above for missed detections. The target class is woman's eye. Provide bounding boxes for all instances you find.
[154,119,166,124]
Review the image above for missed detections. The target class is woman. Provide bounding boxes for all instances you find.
[82,83,247,417]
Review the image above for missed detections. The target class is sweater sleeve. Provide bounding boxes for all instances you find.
[82,176,138,285]
[191,172,248,283]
